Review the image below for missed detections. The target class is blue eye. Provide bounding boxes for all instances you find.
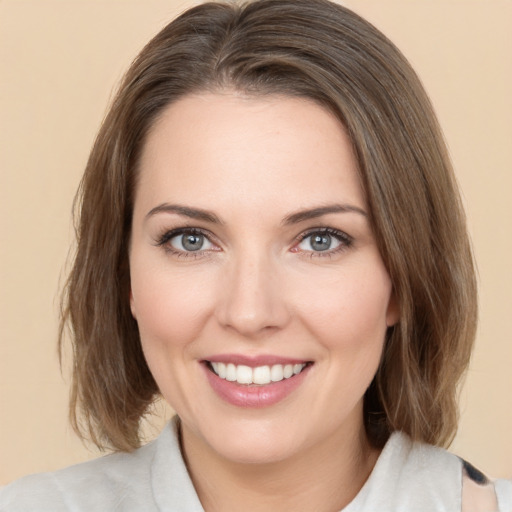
[298,232,341,252]
[169,231,213,252]
[295,229,352,255]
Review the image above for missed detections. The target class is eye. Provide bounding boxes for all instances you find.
[293,228,352,256]
[298,232,340,252]
[156,228,218,256]
[170,231,213,252]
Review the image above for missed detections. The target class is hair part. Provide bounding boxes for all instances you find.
[60,0,477,452]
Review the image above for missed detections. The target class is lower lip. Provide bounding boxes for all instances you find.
[203,363,312,408]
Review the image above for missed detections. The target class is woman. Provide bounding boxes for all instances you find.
[1,0,510,510]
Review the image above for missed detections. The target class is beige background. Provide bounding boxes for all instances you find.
[1,0,511,485]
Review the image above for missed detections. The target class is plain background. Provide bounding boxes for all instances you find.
[1,0,511,485]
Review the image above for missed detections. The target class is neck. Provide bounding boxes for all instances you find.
[179,418,380,512]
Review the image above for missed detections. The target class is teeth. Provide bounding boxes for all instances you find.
[270,364,284,382]
[210,362,307,385]
[226,363,237,381]
[283,364,293,378]
[253,365,271,384]
[237,365,252,384]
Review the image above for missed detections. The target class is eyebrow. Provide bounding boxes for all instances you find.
[145,203,223,224]
[282,204,367,225]
[145,202,367,225]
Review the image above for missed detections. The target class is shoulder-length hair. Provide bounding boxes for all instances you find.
[60,0,477,452]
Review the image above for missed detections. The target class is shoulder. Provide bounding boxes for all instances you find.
[460,460,512,512]
[0,429,163,512]
[346,432,512,512]
[0,418,204,512]
[402,436,512,512]
[387,432,464,505]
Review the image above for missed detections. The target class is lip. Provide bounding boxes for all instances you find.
[202,356,313,408]
[205,353,309,367]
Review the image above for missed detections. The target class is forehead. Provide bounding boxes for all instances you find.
[135,93,365,217]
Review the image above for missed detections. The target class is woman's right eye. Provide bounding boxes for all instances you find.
[169,232,213,252]
[157,229,217,255]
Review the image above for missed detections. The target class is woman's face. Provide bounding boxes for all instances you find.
[129,93,398,465]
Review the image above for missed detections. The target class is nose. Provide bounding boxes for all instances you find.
[215,252,290,338]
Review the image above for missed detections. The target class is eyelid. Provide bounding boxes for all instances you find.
[291,227,353,256]
[154,227,221,257]
[154,225,353,259]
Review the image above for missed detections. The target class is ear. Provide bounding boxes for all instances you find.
[386,291,400,327]
[129,290,137,319]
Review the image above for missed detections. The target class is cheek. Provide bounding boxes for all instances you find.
[130,264,216,349]
[294,263,392,354]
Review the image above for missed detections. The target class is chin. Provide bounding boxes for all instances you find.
[212,433,302,466]
[184,412,308,466]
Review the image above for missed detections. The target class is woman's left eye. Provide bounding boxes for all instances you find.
[295,229,352,254]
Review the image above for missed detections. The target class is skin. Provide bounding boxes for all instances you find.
[129,92,399,511]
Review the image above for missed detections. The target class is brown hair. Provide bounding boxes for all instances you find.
[60,0,477,452]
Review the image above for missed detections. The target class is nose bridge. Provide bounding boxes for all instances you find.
[216,245,288,336]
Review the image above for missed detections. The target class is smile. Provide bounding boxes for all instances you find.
[203,356,314,408]
[209,362,308,385]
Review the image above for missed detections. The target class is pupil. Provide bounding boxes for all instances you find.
[182,234,203,251]
[311,234,331,251]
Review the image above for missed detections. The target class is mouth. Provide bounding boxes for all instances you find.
[202,356,314,408]
[205,361,313,386]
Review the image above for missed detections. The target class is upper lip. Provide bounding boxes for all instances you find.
[204,354,312,367]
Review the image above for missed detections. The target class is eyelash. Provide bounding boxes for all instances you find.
[155,227,216,259]
[154,226,353,259]
[293,227,353,258]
